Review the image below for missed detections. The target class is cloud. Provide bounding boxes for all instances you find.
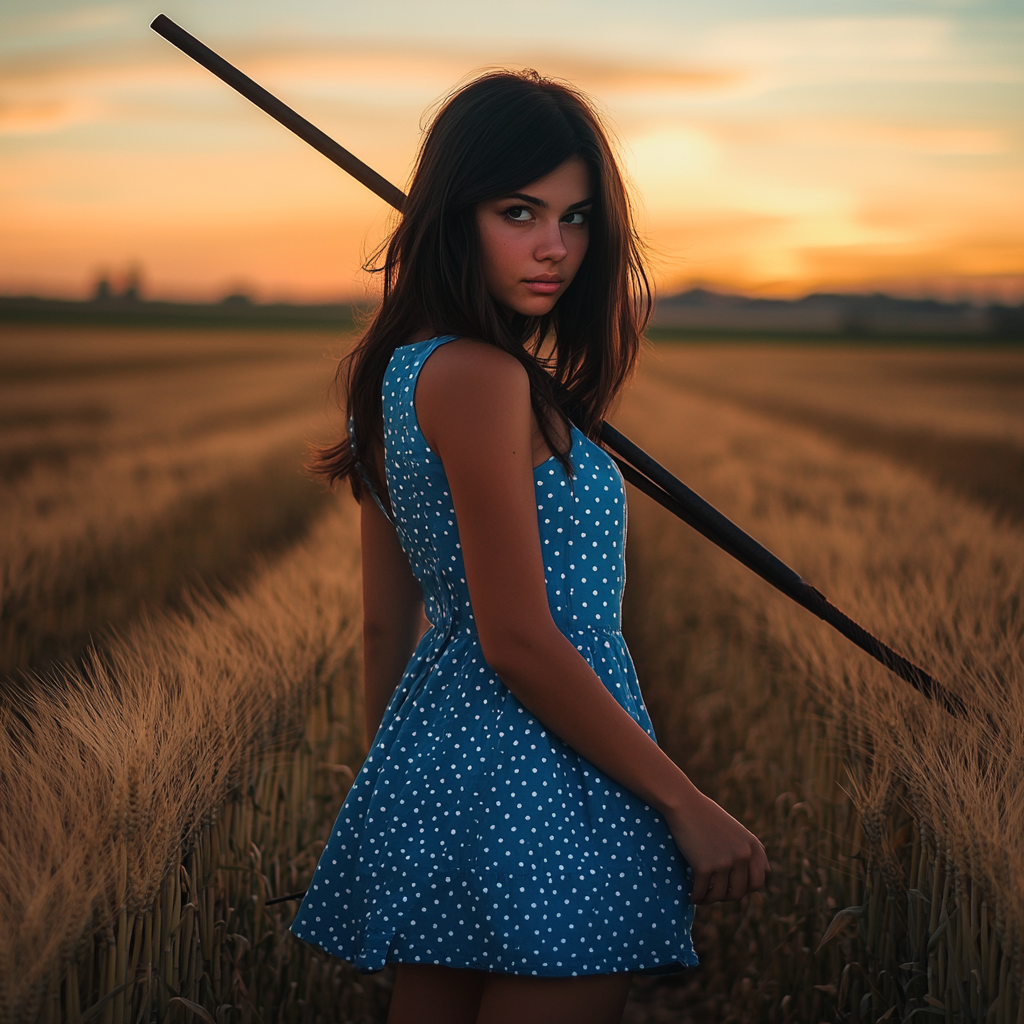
[703,117,1011,157]
[0,98,101,135]
[2,8,1020,300]
[33,4,132,34]
[0,34,742,97]
[185,42,745,117]
[714,16,953,64]
[703,15,1022,85]
[0,37,744,142]
[0,3,133,49]
[813,123,1009,156]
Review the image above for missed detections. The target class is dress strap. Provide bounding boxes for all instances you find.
[348,414,395,524]
[371,335,460,526]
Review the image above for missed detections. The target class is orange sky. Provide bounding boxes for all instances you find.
[2,1,1022,302]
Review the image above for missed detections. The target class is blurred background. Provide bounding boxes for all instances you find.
[2,0,1022,309]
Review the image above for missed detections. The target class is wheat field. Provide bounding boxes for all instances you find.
[1,325,1021,1023]
[617,342,1024,1022]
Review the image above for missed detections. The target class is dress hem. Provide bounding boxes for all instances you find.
[290,929,699,978]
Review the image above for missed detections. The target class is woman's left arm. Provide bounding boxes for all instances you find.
[360,495,424,747]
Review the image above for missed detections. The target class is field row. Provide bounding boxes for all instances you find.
[0,500,368,1023]
[647,343,1024,525]
[2,328,1022,1022]
[0,328,348,673]
[617,370,1024,1020]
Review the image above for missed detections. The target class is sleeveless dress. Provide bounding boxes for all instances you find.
[291,336,697,976]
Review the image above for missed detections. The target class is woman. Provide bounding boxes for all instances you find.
[292,70,768,1024]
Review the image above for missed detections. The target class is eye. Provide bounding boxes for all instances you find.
[502,206,533,223]
[562,211,588,226]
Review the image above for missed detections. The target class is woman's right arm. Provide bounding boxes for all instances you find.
[360,496,424,747]
[416,340,770,906]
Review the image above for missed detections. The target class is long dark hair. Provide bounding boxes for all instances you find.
[311,69,651,499]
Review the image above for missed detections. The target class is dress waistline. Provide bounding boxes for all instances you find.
[422,618,623,642]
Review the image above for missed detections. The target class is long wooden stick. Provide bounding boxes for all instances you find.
[150,15,405,210]
[601,425,965,716]
[150,14,965,717]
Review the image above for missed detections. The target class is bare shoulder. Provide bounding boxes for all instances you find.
[416,338,528,405]
[415,339,531,456]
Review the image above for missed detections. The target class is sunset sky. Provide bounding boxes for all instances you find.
[2,0,1022,302]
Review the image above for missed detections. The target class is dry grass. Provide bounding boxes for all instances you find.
[0,327,346,672]
[1,328,390,1024]
[3,328,1022,1023]
[0,498,372,1024]
[617,365,1024,1021]
[645,342,1024,525]
[643,342,1024,444]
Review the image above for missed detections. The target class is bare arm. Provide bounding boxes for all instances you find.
[417,340,769,904]
[360,495,424,747]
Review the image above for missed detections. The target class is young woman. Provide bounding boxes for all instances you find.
[292,70,768,1024]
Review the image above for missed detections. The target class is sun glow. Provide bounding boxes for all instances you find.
[1,2,1021,301]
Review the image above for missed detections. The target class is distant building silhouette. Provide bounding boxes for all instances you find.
[92,274,113,301]
[91,264,144,302]
[121,265,143,302]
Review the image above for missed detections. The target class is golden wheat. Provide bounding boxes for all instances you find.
[4,329,1022,1023]
[642,342,1024,530]
[617,364,1024,1022]
[0,327,347,672]
[643,342,1024,444]
[0,496,362,1024]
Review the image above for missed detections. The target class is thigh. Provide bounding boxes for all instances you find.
[387,964,486,1024]
[477,971,633,1024]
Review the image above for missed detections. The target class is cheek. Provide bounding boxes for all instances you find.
[569,229,590,271]
[481,225,529,284]
[478,222,512,279]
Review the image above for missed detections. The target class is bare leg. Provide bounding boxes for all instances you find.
[387,964,486,1024]
[477,972,633,1024]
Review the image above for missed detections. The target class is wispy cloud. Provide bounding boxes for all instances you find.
[0,3,135,54]
[704,15,1023,85]
[0,39,744,139]
[0,98,102,136]
[1,4,1020,299]
[697,117,1012,156]
[1,37,743,94]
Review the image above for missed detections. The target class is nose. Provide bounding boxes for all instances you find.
[533,217,568,264]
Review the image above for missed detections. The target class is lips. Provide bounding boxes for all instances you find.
[523,276,562,295]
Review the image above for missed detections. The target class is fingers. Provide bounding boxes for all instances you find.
[747,843,770,893]
[691,870,733,904]
[726,862,748,902]
[690,870,714,905]
[691,869,731,905]
[690,840,770,905]
[695,867,745,904]
[668,796,770,906]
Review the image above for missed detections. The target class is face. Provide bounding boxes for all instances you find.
[475,156,592,317]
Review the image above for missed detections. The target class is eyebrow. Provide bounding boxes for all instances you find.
[501,192,595,211]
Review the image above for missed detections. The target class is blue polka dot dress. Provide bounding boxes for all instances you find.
[291,336,697,976]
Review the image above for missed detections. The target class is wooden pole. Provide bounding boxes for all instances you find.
[150,14,964,718]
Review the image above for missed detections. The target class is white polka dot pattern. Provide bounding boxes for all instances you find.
[291,336,697,977]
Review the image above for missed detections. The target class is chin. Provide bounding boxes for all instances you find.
[509,294,560,317]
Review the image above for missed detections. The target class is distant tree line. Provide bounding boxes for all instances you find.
[1,284,1021,337]
[0,294,358,329]
[652,288,1024,339]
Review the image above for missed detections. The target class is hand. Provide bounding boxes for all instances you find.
[663,791,770,905]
